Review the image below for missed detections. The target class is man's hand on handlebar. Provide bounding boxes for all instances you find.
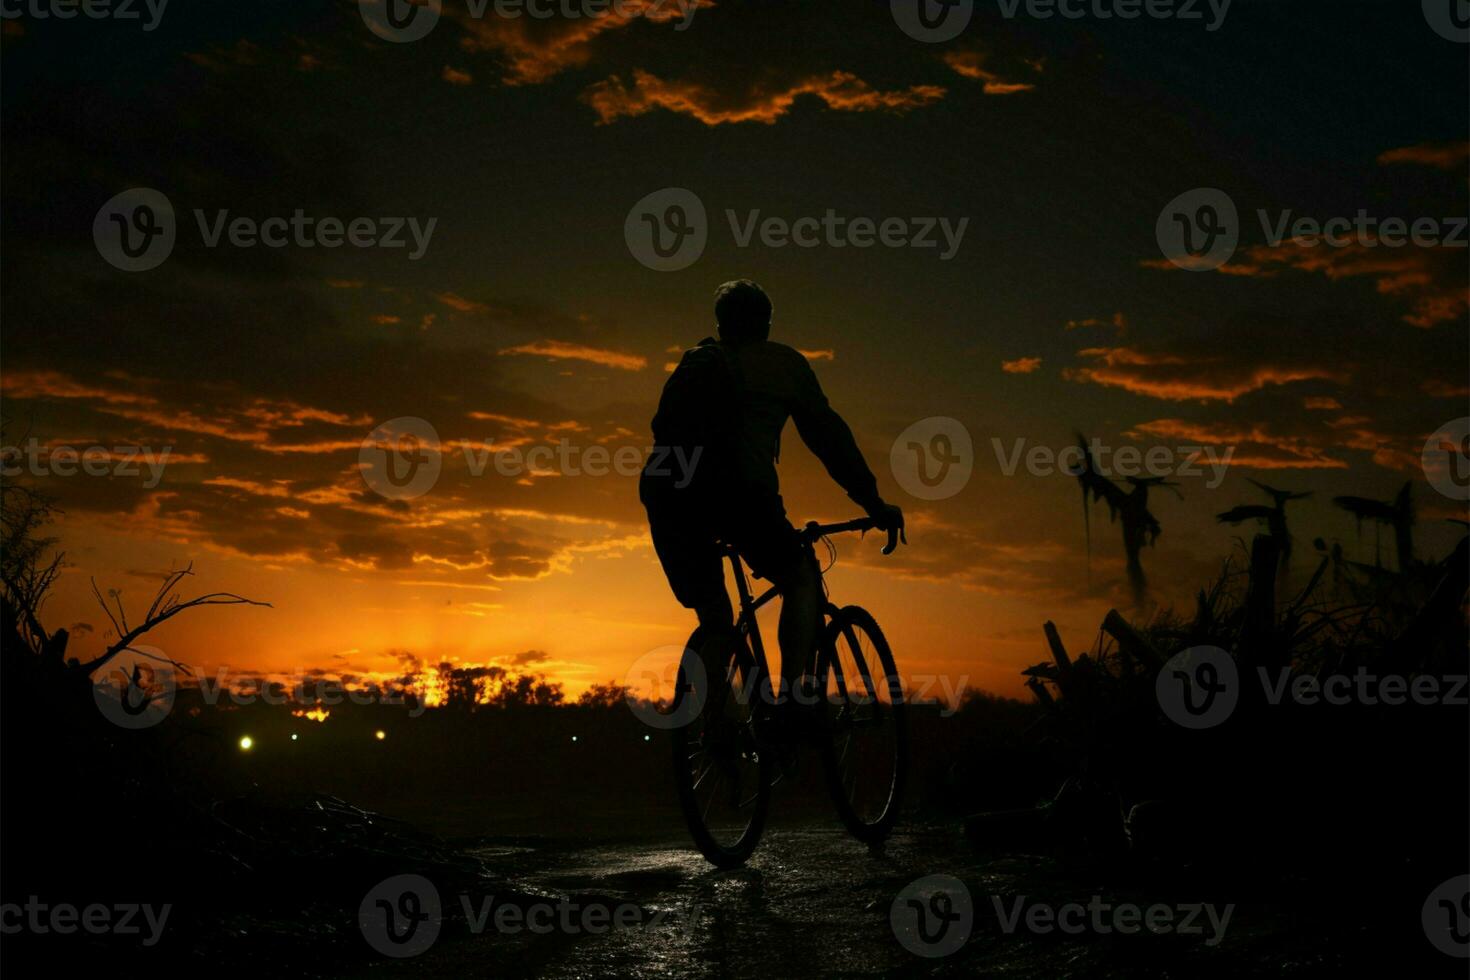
[868,501,906,554]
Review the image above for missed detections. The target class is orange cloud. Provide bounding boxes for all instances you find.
[442,65,474,86]
[434,292,490,314]
[2,369,155,406]
[498,340,647,371]
[1422,379,1470,398]
[1065,347,1344,403]
[1065,312,1127,335]
[581,69,945,126]
[1001,356,1042,374]
[1147,239,1469,329]
[1377,141,1470,171]
[1126,419,1347,470]
[942,51,1036,95]
[450,0,715,85]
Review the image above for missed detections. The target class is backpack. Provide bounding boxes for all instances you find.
[647,339,741,502]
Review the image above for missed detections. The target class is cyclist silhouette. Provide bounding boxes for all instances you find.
[640,280,904,736]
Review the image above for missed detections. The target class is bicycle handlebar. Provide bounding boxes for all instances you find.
[802,517,905,555]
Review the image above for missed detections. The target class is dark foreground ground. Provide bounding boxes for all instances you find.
[340,817,1459,979]
[3,684,1465,977]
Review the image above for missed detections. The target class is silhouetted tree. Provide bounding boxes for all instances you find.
[1217,478,1311,570]
[1333,481,1414,571]
[1069,432,1181,604]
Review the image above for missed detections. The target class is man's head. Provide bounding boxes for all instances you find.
[714,279,772,343]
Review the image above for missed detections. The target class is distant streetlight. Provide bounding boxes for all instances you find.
[290,733,298,741]
[374,730,386,741]
[239,736,254,751]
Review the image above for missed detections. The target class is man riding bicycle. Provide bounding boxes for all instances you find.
[639,280,905,737]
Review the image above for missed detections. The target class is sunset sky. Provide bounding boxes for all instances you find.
[2,1,1466,700]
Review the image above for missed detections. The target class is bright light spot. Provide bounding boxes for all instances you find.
[374,730,386,741]
[643,735,650,742]
[290,733,298,741]
[571,735,578,742]
[238,736,253,751]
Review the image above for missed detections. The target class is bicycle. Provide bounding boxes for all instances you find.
[670,516,908,868]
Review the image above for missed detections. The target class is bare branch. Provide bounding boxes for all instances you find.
[79,585,271,676]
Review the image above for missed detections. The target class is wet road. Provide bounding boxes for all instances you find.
[341,821,1328,979]
[357,823,986,979]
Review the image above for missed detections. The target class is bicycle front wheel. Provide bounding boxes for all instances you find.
[816,606,907,844]
[671,628,771,868]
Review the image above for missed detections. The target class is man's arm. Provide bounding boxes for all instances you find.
[788,355,896,523]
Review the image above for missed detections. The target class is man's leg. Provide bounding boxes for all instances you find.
[642,474,735,715]
[691,591,737,707]
[774,548,822,699]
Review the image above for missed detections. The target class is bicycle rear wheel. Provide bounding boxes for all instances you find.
[671,628,772,868]
[816,606,907,844]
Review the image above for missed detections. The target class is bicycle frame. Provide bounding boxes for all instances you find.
[721,512,900,699]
